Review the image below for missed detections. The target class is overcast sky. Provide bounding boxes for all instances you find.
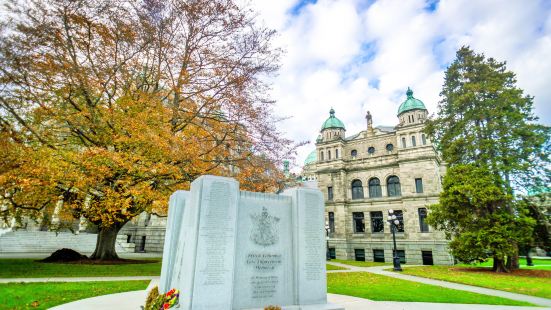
[248,0,551,170]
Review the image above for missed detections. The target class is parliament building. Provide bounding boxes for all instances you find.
[301,88,453,265]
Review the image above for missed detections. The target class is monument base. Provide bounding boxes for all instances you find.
[245,303,344,310]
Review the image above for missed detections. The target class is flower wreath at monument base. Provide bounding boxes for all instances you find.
[144,286,179,310]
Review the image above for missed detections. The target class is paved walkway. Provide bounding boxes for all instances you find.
[49,290,544,310]
[326,262,551,308]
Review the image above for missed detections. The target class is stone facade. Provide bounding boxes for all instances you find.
[304,89,454,265]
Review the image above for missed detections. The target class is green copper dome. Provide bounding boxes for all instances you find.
[321,108,345,131]
[397,88,427,116]
[304,150,317,165]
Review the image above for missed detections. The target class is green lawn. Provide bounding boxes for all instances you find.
[0,259,162,278]
[460,258,551,270]
[401,266,551,299]
[0,280,149,309]
[326,263,348,271]
[330,259,389,267]
[327,272,534,306]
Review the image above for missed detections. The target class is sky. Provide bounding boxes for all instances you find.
[247,0,551,171]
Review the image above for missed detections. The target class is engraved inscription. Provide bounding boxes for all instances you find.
[200,181,232,286]
[303,192,323,281]
[246,253,282,271]
[250,275,278,299]
[250,207,280,247]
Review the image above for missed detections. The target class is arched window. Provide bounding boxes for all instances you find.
[320,151,324,161]
[387,176,401,197]
[351,149,358,158]
[421,134,427,145]
[335,149,339,159]
[328,150,331,160]
[351,180,364,199]
[368,178,382,198]
[411,136,416,146]
[401,137,406,148]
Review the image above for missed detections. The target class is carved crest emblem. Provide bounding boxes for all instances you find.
[250,207,280,247]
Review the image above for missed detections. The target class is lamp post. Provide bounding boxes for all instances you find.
[387,209,402,271]
[325,222,331,261]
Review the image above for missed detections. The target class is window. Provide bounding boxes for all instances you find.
[329,248,336,259]
[320,151,324,161]
[415,178,423,193]
[328,212,335,233]
[419,208,429,232]
[368,146,375,154]
[126,234,132,243]
[387,176,401,197]
[397,250,406,264]
[422,251,434,265]
[327,186,334,201]
[335,149,339,159]
[355,249,365,261]
[139,236,146,252]
[394,210,404,232]
[401,137,406,148]
[328,150,331,160]
[353,212,365,233]
[373,249,385,262]
[370,211,384,233]
[422,134,427,145]
[386,143,394,152]
[368,178,382,198]
[411,135,416,146]
[351,149,358,158]
[351,179,364,199]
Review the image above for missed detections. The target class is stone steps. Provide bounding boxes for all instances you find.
[0,231,132,253]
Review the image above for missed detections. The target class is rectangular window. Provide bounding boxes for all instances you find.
[373,249,385,262]
[353,212,365,233]
[354,249,365,261]
[394,210,404,232]
[335,149,339,159]
[329,248,336,259]
[402,137,407,148]
[328,212,335,233]
[419,208,429,232]
[328,150,331,160]
[327,186,334,201]
[415,178,423,193]
[370,211,384,233]
[397,250,406,264]
[422,134,427,145]
[411,136,417,146]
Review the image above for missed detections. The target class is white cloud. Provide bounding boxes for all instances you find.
[249,0,551,171]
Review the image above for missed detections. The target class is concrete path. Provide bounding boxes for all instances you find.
[0,276,159,283]
[49,290,544,310]
[326,262,551,308]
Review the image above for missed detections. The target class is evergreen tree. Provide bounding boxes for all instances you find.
[426,46,550,272]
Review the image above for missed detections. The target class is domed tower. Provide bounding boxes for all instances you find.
[397,88,428,126]
[320,108,345,142]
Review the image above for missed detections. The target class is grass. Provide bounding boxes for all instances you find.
[0,259,161,278]
[327,272,534,306]
[460,258,551,270]
[326,263,348,271]
[0,280,149,309]
[401,265,551,299]
[330,259,389,267]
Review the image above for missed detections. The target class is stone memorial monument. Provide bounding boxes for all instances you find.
[159,175,342,309]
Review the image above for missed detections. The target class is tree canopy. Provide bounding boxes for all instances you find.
[425,46,550,272]
[0,0,297,259]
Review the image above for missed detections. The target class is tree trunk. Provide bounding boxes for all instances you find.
[493,256,508,273]
[506,245,520,271]
[90,223,123,260]
[526,247,534,266]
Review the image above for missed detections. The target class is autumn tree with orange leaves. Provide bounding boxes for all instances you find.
[0,0,297,260]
